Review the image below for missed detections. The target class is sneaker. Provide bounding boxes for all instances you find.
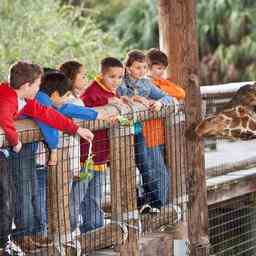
[139,204,160,215]
[3,240,25,256]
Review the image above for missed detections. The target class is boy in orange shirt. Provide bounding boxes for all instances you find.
[142,48,186,149]
[146,48,185,100]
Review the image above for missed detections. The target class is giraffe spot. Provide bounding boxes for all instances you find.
[249,120,256,130]
[241,116,249,128]
[240,131,256,140]
[231,129,242,138]
[224,109,238,119]
[230,118,241,129]
[237,106,247,117]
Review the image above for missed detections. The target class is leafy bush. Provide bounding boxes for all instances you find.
[0,0,122,80]
[197,0,256,84]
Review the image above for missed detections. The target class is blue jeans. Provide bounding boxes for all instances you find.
[9,143,39,238]
[146,145,170,208]
[80,171,105,233]
[0,151,14,246]
[69,174,89,232]
[33,166,48,235]
[34,166,90,234]
[135,133,170,208]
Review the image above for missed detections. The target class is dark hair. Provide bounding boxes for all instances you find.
[100,57,123,73]
[146,48,168,67]
[9,61,43,89]
[59,61,83,85]
[125,50,146,67]
[43,67,59,75]
[40,72,72,97]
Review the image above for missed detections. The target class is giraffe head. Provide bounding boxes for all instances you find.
[225,83,256,109]
[195,106,256,139]
[195,112,232,138]
[195,83,256,140]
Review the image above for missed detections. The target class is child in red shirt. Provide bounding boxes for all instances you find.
[80,57,124,233]
[0,61,93,253]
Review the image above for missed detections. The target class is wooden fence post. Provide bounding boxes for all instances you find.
[48,146,71,255]
[159,0,210,255]
[110,120,139,256]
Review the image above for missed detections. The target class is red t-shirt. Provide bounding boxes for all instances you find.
[80,78,115,164]
[0,83,78,146]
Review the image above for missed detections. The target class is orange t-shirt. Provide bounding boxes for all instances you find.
[143,78,185,148]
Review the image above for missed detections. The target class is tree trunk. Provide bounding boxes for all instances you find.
[158,1,210,255]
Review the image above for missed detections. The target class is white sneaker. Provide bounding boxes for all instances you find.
[139,204,160,215]
[4,239,25,256]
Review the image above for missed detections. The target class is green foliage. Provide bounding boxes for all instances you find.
[112,0,158,50]
[0,0,122,81]
[197,0,256,84]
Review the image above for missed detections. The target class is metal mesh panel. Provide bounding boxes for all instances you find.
[0,106,188,255]
[209,193,256,256]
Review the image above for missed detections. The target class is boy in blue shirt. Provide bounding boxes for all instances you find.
[33,71,109,237]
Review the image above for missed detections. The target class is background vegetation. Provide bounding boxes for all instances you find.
[0,0,122,80]
[0,0,255,84]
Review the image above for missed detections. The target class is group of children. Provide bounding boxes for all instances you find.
[0,48,185,255]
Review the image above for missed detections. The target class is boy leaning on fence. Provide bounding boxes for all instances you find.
[34,70,113,236]
[80,57,125,233]
[0,61,94,255]
[117,50,174,213]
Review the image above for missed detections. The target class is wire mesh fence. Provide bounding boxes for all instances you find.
[209,193,256,256]
[0,104,188,255]
[202,83,256,256]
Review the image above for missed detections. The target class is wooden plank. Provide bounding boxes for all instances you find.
[0,104,176,147]
[207,169,256,205]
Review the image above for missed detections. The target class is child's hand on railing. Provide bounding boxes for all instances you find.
[120,96,132,104]
[48,149,58,166]
[97,111,118,124]
[149,101,162,112]
[131,95,150,107]
[77,127,94,142]
[13,140,22,153]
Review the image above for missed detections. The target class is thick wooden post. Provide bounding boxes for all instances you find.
[48,147,71,255]
[159,1,210,255]
[110,123,139,256]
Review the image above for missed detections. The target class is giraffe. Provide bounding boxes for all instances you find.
[195,83,256,140]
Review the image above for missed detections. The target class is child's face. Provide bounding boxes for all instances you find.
[149,64,166,78]
[102,67,124,92]
[127,61,147,80]
[73,66,87,93]
[24,75,42,99]
[51,91,72,107]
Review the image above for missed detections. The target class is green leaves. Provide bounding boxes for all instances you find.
[198,0,256,84]
[0,0,122,81]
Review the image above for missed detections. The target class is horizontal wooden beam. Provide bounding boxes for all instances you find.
[0,103,176,147]
[207,169,256,205]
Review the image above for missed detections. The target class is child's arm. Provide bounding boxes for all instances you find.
[0,104,21,150]
[58,103,98,121]
[154,79,185,100]
[146,80,174,106]
[20,99,79,135]
[35,92,59,165]
[116,84,128,97]
[21,99,94,159]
